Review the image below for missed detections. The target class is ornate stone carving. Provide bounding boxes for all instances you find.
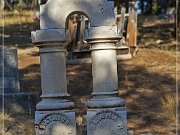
[36,113,76,135]
[87,109,127,135]
[90,111,125,135]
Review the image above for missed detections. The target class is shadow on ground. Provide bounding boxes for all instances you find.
[137,15,176,51]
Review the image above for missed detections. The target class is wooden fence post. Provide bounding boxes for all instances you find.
[127,1,138,56]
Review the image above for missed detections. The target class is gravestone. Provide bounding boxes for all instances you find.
[0,48,20,93]
[32,0,128,134]
[0,48,35,115]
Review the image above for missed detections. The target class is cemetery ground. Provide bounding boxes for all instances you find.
[0,11,180,135]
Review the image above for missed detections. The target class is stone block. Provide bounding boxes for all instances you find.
[87,107,127,135]
[35,110,76,135]
[31,29,71,43]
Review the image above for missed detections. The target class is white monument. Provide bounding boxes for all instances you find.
[32,0,127,134]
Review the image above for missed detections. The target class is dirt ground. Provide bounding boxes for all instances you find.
[1,14,180,135]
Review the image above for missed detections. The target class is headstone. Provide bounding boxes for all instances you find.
[32,0,128,134]
[0,48,36,115]
[0,48,20,93]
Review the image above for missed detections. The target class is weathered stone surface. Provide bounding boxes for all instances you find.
[36,46,75,111]
[36,99,75,110]
[87,108,127,135]
[35,110,76,135]
[91,44,118,93]
[40,47,68,98]
[0,48,20,93]
[40,0,115,29]
[84,26,121,41]
[31,29,71,43]
[87,96,125,108]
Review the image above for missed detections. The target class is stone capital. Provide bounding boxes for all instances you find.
[84,26,122,43]
[31,29,71,44]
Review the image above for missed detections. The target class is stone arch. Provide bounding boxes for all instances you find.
[65,11,89,29]
[40,0,116,29]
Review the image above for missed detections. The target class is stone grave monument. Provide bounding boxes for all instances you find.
[32,0,128,134]
[0,48,20,93]
[0,48,35,114]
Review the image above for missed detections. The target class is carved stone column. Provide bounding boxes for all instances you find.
[35,43,76,135]
[36,44,73,110]
[85,26,128,135]
[88,43,125,108]
[31,29,76,135]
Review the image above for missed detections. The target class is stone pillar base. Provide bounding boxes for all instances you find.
[35,110,76,135]
[87,96,125,108]
[36,99,74,110]
[87,107,127,135]
[0,92,36,115]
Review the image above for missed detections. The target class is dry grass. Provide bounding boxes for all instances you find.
[0,10,34,26]
[0,113,35,135]
[0,112,14,127]
[160,92,177,124]
[0,113,13,122]
[0,113,14,134]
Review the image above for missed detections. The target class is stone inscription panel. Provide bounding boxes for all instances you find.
[87,108,127,135]
[36,112,76,135]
